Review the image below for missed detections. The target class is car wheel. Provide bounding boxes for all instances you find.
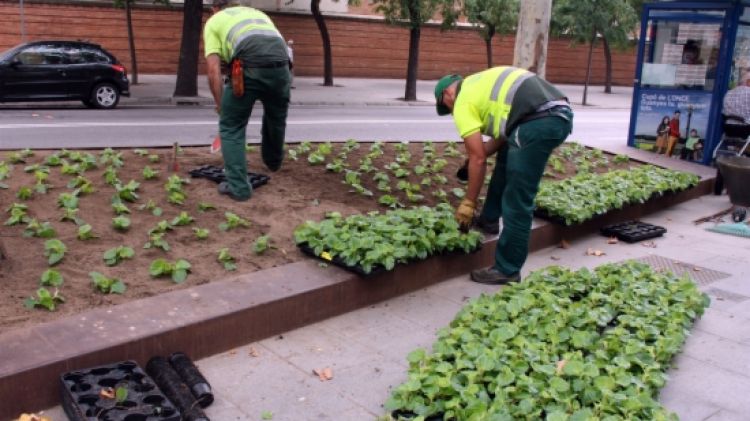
[91,83,120,109]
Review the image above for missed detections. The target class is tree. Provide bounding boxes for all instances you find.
[114,0,169,85]
[552,0,637,103]
[174,0,203,96]
[513,0,551,77]
[464,0,518,68]
[311,0,334,86]
[374,0,459,101]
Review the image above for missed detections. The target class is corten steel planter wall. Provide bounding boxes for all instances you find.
[0,177,712,420]
[0,1,636,84]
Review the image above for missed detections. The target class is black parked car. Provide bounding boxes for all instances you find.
[0,40,130,109]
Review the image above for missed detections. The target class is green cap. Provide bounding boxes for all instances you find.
[434,74,462,116]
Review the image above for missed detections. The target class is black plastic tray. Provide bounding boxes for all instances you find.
[298,243,383,276]
[600,220,666,243]
[61,360,180,421]
[188,165,269,188]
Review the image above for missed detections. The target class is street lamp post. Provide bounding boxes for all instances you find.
[19,0,26,42]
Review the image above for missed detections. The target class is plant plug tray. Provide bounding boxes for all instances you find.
[600,220,666,243]
[188,165,269,188]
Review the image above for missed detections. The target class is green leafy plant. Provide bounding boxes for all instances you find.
[8,152,25,164]
[0,161,12,182]
[111,200,131,215]
[24,287,64,311]
[67,175,94,194]
[148,154,160,163]
[61,161,83,176]
[44,239,67,265]
[149,220,173,235]
[5,203,30,226]
[217,248,237,271]
[115,180,140,202]
[77,224,98,240]
[139,199,163,216]
[384,262,709,421]
[245,144,257,153]
[253,235,272,255]
[103,246,135,266]
[133,148,149,156]
[198,202,216,212]
[142,166,159,180]
[171,211,194,226]
[287,148,299,161]
[378,194,403,209]
[149,258,191,283]
[144,232,170,252]
[57,192,79,209]
[613,154,630,164]
[99,148,124,168]
[443,141,462,158]
[432,174,448,185]
[103,166,120,186]
[40,269,64,287]
[90,271,126,294]
[165,174,189,205]
[219,212,251,231]
[451,188,465,199]
[294,204,481,274]
[23,219,57,238]
[60,208,81,224]
[16,186,33,200]
[112,216,131,231]
[193,227,210,240]
[326,159,347,173]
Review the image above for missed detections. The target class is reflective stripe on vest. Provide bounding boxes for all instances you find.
[485,67,534,137]
[226,17,281,56]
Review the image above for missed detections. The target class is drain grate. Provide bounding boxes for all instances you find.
[632,255,731,287]
[702,287,750,303]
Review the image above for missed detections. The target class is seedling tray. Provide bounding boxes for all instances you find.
[60,360,180,421]
[189,165,269,188]
[600,220,666,243]
[297,242,384,276]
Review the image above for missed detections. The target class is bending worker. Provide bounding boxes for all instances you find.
[435,67,573,285]
[204,0,291,201]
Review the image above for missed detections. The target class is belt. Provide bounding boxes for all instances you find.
[519,104,572,125]
[245,61,288,69]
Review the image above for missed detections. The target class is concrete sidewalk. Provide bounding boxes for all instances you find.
[39,194,750,421]
[126,74,634,110]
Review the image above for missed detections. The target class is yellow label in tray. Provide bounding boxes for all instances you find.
[320,251,333,261]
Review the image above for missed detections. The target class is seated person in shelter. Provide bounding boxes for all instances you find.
[723,72,750,124]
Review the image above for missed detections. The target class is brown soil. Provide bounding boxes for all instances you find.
[0,141,638,334]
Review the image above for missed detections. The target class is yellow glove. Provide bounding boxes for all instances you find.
[455,198,476,231]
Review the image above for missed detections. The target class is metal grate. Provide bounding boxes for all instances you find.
[702,287,750,303]
[633,255,731,287]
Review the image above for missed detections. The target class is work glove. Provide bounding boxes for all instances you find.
[456,158,469,182]
[455,198,476,232]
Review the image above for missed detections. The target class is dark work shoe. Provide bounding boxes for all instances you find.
[470,267,521,285]
[474,216,500,235]
[218,182,250,202]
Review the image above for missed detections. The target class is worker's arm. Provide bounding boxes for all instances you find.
[463,131,487,204]
[206,54,223,114]
[484,136,506,156]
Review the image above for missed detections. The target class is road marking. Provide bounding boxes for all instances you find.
[0,119,455,129]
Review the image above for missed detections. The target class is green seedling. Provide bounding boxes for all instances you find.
[44,239,67,265]
[61,162,83,176]
[420,177,432,187]
[343,170,361,186]
[219,212,251,231]
[372,172,389,183]
[20,148,34,158]
[395,152,411,164]
[111,201,131,215]
[343,139,359,152]
[261,411,274,420]
[77,224,98,240]
[115,386,128,404]
[171,211,194,226]
[245,144,257,153]
[103,166,120,186]
[326,159,347,173]
[198,202,216,212]
[376,180,391,192]
[149,220,173,235]
[149,258,191,283]
[24,287,64,311]
[405,190,424,203]
[358,157,376,173]
[60,208,81,224]
[451,188,466,199]
[0,161,12,181]
[139,199,163,216]
[193,227,210,240]
[133,148,149,156]
[103,246,135,266]
[393,168,410,178]
[67,175,94,194]
[40,269,64,287]
[115,180,140,202]
[432,189,448,202]
[217,248,237,271]
[378,194,402,209]
[142,166,159,180]
[24,163,42,173]
[394,142,409,153]
[144,232,170,252]
[432,174,448,184]
[23,219,57,238]
[307,152,325,165]
[432,158,448,172]
[287,149,298,161]
[5,203,30,226]
[296,141,312,154]
[16,186,33,200]
[112,216,131,231]
[90,272,126,294]
[613,154,630,164]
[44,155,63,166]
[8,152,25,164]
[165,174,189,205]
[148,154,160,163]
[99,148,124,167]
[414,165,428,175]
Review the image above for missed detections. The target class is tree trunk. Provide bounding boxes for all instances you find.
[125,0,138,85]
[484,25,495,68]
[602,35,612,94]
[312,0,333,86]
[404,25,420,101]
[513,0,552,78]
[582,29,596,106]
[173,0,203,97]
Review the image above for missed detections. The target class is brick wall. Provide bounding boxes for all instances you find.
[0,1,636,85]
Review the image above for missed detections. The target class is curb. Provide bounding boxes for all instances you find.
[0,176,713,419]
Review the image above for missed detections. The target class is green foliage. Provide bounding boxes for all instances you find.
[149,258,191,283]
[44,239,67,265]
[165,174,189,205]
[44,154,63,166]
[103,166,120,186]
[613,154,630,164]
[144,232,170,252]
[99,148,124,168]
[5,203,30,226]
[112,216,132,231]
[60,208,81,224]
[23,219,57,238]
[61,161,84,176]
[253,235,271,255]
[193,227,210,240]
[112,200,131,215]
[0,161,11,181]
[536,165,701,225]
[142,165,159,180]
[66,176,94,194]
[77,224,98,240]
[217,248,237,271]
[16,186,33,200]
[378,194,403,209]
[149,220,173,235]
[148,154,160,163]
[385,262,708,420]
[294,204,481,274]
[103,246,135,266]
[40,269,64,287]
[90,271,127,294]
[24,287,65,311]
[198,202,216,212]
[133,148,149,156]
[219,212,251,231]
[57,192,79,210]
[451,188,465,199]
[8,151,25,164]
[171,211,194,226]
[115,180,140,202]
[139,199,163,216]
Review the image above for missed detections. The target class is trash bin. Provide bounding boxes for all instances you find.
[717,155,750,206]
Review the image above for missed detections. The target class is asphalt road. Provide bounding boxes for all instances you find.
[0,104,631,150]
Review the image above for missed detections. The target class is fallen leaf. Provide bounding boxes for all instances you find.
[550,255,561,261]
[607,237,618,244]
[555,359,567,375]
[248,346,260,357]
[586,248,605,256]
[99,387,115,399]
[559,240,571,249]
[313,367,333,381]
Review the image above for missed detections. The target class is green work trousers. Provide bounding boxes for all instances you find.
[219,66,291,200]
[479,109,573,275]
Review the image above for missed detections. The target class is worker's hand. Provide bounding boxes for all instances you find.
[455,198,476,231]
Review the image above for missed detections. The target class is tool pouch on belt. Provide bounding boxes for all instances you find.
[231,58,244,97]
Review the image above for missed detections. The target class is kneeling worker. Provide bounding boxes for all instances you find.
[204,0,291,201]
[435,67,573,284]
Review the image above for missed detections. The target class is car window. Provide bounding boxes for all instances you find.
[81,47,112,64]
[15,44,67,65]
